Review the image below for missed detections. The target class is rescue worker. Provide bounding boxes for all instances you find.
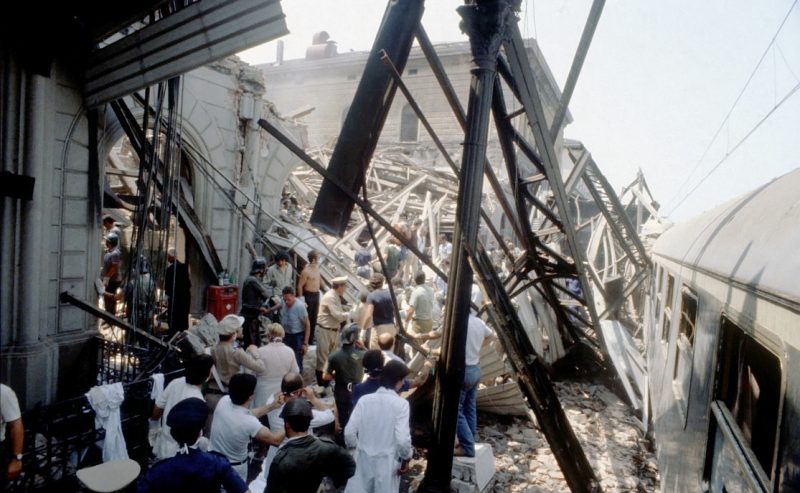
[265,398,355,493]
[164,247,191,337]
[315,276,350,387]
[296,250,321,345]
[323,323,364,437]
[125,255,155,332]
[240,257,270,347]
[101,233,123,315]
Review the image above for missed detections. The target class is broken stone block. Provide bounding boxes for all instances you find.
[452,443,495,492]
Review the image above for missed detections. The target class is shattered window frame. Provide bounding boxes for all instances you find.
[706,316,785,488]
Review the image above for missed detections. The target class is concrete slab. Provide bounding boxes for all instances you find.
[452,443,495,492]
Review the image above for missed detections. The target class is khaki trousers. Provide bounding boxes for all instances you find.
[411,319,433,334]
[316,326,339,371]
[369,323,397,350]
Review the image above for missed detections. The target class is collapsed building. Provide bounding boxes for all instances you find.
[1,1,668,492]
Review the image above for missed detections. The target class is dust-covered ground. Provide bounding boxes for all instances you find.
[404,380,660,492]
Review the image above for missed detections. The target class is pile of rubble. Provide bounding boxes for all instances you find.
[406,380,659,493]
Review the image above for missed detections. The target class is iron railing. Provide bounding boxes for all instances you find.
[3,340,182,492]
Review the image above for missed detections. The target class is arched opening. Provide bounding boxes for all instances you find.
[399,103,419,142]
[98,130,196,340]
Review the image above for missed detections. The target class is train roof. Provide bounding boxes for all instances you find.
[653,168,800,304]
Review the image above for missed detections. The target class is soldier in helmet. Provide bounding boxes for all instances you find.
[240,257,271,347]
[323,323,365,436]
[101,233,123,315]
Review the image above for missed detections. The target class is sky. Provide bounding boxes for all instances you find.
[238,0,800,222]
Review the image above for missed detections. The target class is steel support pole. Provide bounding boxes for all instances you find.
[310,0,424,236]
[419,1,513,491]
[549,0,606,141]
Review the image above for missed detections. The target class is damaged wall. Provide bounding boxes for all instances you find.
[258,38,570,173]
[0,48,303,408]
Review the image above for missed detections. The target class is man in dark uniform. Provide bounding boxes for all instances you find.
[240,257,270,347]
[266,398,354,493]
[137,398,248,493]
[322,323,364,437]
[164,248,191,337]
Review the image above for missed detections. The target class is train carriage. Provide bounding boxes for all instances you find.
[645,169,800,492]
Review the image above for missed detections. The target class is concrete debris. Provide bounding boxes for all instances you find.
[405,380,659,493]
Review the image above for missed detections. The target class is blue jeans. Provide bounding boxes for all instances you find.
[457,364,481,457]
[284,332,304,373]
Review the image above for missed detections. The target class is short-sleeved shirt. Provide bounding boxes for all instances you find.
[326,346,364,387]
[102,247,123,282]
[1,384,21,442]
[154,377,203,459]
[137,448,247,493]
[366,289,394,326]
[209,396,263,462]
[384,245,400,274]
[466,315,493,365]
[408,284,434,321]
[354,248,372,267]
[266,264,294,294]
[280,299,308,334]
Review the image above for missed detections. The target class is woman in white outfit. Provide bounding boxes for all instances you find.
[253,323,299,407]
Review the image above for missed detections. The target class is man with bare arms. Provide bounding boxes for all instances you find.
[297,250,322,345]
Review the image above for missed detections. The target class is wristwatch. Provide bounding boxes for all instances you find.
[14,453,23,461]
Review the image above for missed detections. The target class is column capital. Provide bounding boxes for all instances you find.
[458,0,516,71]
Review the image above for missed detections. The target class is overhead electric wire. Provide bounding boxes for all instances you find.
[668,79,800,215]
[664,0,798,214]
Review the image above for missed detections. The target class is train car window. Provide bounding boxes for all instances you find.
[707,318,783,488]
[660,273,675,342]
[672,287,697,424]
[678,287,697,346]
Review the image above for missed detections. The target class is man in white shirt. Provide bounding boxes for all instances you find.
[1,384,24,481]
[437,234,452,262]
[249,373,334,491]
[345,360,413,493]
[454,314,494,458]
[151,355,214,459]
[209,374,284,481]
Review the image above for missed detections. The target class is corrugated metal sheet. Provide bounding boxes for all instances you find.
[653,168,800,304]
[85,0,287,107]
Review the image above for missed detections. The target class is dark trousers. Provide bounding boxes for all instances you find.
[167,298,190,337]
[334,384,354,430]
[304,291,320,344]
[284,332,305,373]
[242,316,261,347]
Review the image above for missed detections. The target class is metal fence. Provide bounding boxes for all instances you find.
[3,339,182,492]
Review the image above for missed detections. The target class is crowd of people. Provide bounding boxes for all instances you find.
[72,212,504,492]
[133,228,496,492]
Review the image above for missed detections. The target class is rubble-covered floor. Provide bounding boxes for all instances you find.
[405,380,660,492]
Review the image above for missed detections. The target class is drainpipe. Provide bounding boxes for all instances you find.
[1,52,21,347]
[17,73,47,345]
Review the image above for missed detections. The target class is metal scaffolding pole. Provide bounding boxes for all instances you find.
[419,1,513,490]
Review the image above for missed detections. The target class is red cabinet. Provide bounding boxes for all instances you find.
[207,285,238,320]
